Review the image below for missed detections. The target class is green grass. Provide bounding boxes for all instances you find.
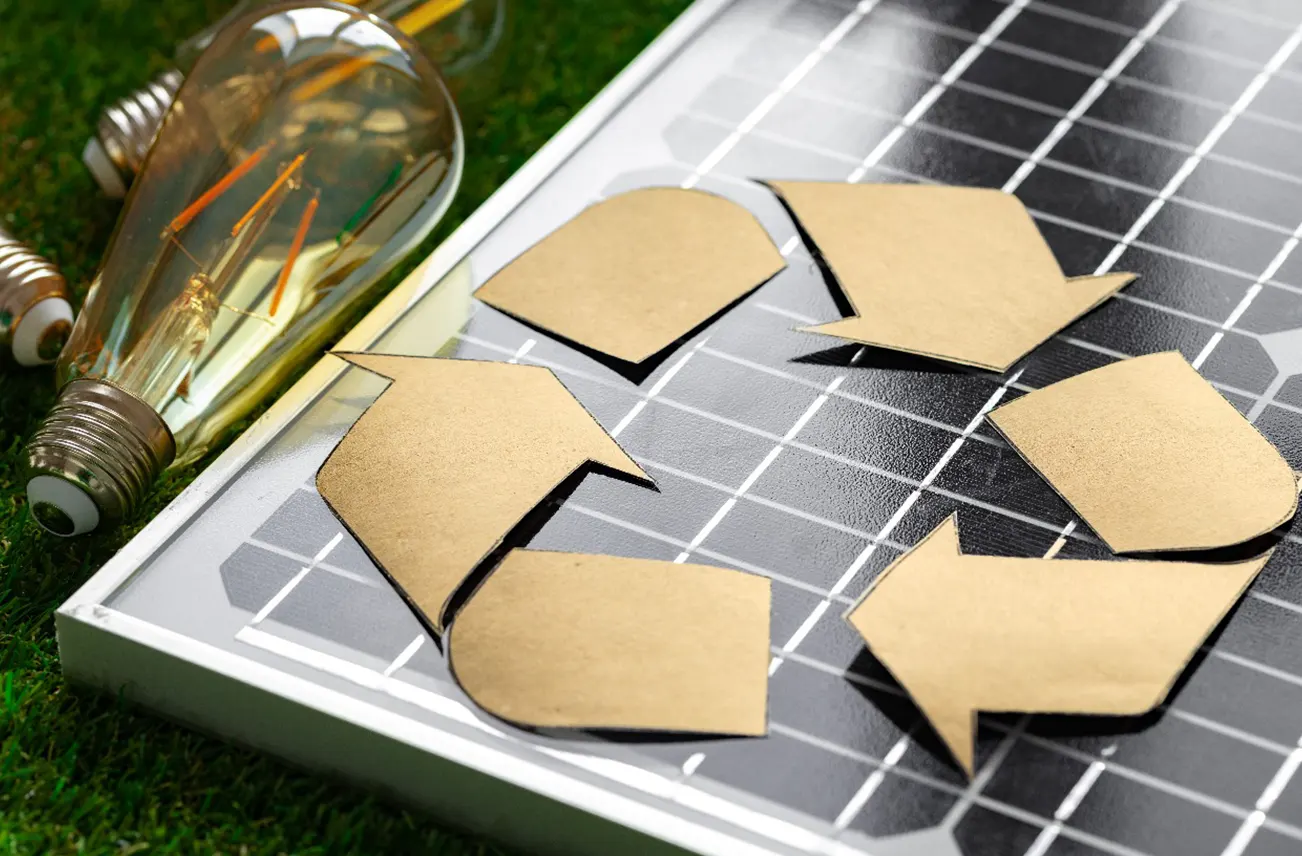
[0,1,689,851]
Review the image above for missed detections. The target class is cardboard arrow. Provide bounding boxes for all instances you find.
[768,182,1135,371]
[449,549,772,734]
[473,187,786,365]
[990,351,1298,553]
[316,353,650,633]
[846,515,1271,776]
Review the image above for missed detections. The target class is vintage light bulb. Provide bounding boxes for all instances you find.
[0,225,74,366]
[26,0,462,536]
[84,0,507,198]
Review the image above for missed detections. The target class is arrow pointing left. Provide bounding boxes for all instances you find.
[846,514,1271,776]
[317,353,651,633]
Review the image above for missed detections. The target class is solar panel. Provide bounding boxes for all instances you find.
[59,0,1302,853]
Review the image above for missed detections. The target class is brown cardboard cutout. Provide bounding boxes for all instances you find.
[769,182,1135,371]
[990,351,1297,553]
[450,549,772,734]
[473,187,786,364]
[847,515,1270,776]
[316,354,650,633]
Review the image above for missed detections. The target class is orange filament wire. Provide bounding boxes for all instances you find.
[291,0,467,102]
[270,193,319,317]
[395,0,468,37]
[230,152,308,237]
[168,143,273,234]
[291,54,375,103]
[259,0,467,56]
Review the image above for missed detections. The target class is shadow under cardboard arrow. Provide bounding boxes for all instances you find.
[791,343,968,375]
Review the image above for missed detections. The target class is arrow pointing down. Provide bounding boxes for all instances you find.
[846,514,1271,776]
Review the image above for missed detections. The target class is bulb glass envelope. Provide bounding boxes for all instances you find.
[62,1,462,466]
[176,0,509,85]
[86,0,507,198]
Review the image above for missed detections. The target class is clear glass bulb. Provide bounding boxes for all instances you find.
[84,0,507,197]
[27,1,462,536]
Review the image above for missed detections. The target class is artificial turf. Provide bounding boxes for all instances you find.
[0,0,690,851]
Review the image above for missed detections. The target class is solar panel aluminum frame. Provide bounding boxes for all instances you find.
[51,3,775,854]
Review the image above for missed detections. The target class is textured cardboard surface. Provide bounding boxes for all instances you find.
[450,549,772,734]
[769,182,1135,371]
[846,515,1271,776]
[316,354,649,633]
[473,187,786,364]
[990,351,1297,553]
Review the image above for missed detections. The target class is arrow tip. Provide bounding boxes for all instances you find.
[329,350,412,380]
[796,318,860,340]
[850,515,979,776]
[795,321,1007,372]
[925,513,962,556]
[529,366,651,486]
[903,680,978,778]
[1062,271,1137,307]
[868,514,962,591]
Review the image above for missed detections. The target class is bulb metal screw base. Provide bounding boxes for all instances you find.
[0,226,73,366]
[84,70,184,199]
[25,379,175,536]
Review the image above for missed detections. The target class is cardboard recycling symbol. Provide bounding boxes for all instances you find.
[317,185,1294,773]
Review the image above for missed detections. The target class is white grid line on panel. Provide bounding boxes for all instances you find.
[1093,22,1302,274]
[1002,0,1183,193]
[774,1,1302,216]
[1220,737,1302,855]
[846,0,1031,181]
[781,651,1302,845]
[681,0,883,189]
[249,532,342,626]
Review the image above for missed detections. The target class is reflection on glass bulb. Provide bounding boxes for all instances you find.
[84,0,507,198]
[27,1,462,536]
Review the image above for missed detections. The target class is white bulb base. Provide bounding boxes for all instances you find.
[25,378,175,536]
[12,296,73,366]
[0,226,72,366]
[82,137,128,200]
[27,475,100,537]
[86,69,183,199]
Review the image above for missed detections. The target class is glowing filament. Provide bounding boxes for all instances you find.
[231,152,308,237]
[271,192,320,317]
[395,0,469,37]
[292,0,468,102]
[258,0,467,54]
[167,143,272,235]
